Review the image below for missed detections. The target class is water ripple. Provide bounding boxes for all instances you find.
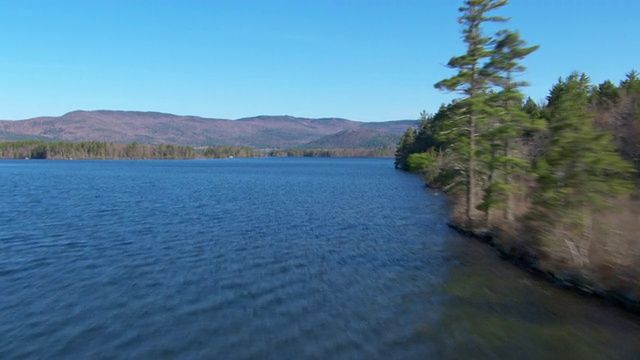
[0,159,639,359]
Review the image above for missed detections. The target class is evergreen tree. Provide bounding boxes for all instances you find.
[394,127,417,170]
[412,106,455,155]
[412,110,437,153]
[534,72,634,217]
[594,80,620,108]
[434,0,508,227]
[477,29,538,222]
[522,97,540,119]
[620,69,640,95]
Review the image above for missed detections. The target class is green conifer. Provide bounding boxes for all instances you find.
[434,0,509,227]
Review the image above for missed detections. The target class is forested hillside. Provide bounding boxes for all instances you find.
[0,111,411,149]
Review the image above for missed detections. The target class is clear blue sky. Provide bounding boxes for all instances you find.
[0,0,638,122]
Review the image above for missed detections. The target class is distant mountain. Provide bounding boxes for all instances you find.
[0,110,416,149]
[302,129,400,149]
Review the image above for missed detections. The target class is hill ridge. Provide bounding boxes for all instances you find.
[0,110,416,149]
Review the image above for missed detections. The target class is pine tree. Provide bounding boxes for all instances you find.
[412,110,436,153]
[594,80,620,108]
[394,126,417,170]
[434,0,508,227]
[534,72,634,217]
[522,97,540,119]
[620,69,640,95]
[532,73,635,263]
[477,29,538,222]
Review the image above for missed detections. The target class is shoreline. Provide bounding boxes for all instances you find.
[447,221,640,314]
[0,154,394,161]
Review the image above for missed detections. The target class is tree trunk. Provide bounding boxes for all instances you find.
[485,145,498,227]
[580,209,594,266]
[468,113,476,228]
[504,138,514,222]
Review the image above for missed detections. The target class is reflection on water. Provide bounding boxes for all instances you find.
[0,158,638,359]
[435,234,640,359]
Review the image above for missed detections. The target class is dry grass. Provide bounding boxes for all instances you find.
[514,197,639,299]
[450,187,640,303]
[586,199,640,291]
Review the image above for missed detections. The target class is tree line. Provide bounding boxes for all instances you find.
[0,141,393,160]
[269,147,394,158]
[396,0,640,305]
[0,141,262,160]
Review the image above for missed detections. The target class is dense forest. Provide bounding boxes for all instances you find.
[269,147,394,158]
[396,0,640,308]
[0,141,262,160]
[0,140,394,160]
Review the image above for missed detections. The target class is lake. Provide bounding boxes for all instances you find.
[1,158,639,359]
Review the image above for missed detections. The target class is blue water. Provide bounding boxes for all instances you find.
[1,158,639,359]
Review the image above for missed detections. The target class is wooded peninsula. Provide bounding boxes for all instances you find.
[395,0,639,309]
